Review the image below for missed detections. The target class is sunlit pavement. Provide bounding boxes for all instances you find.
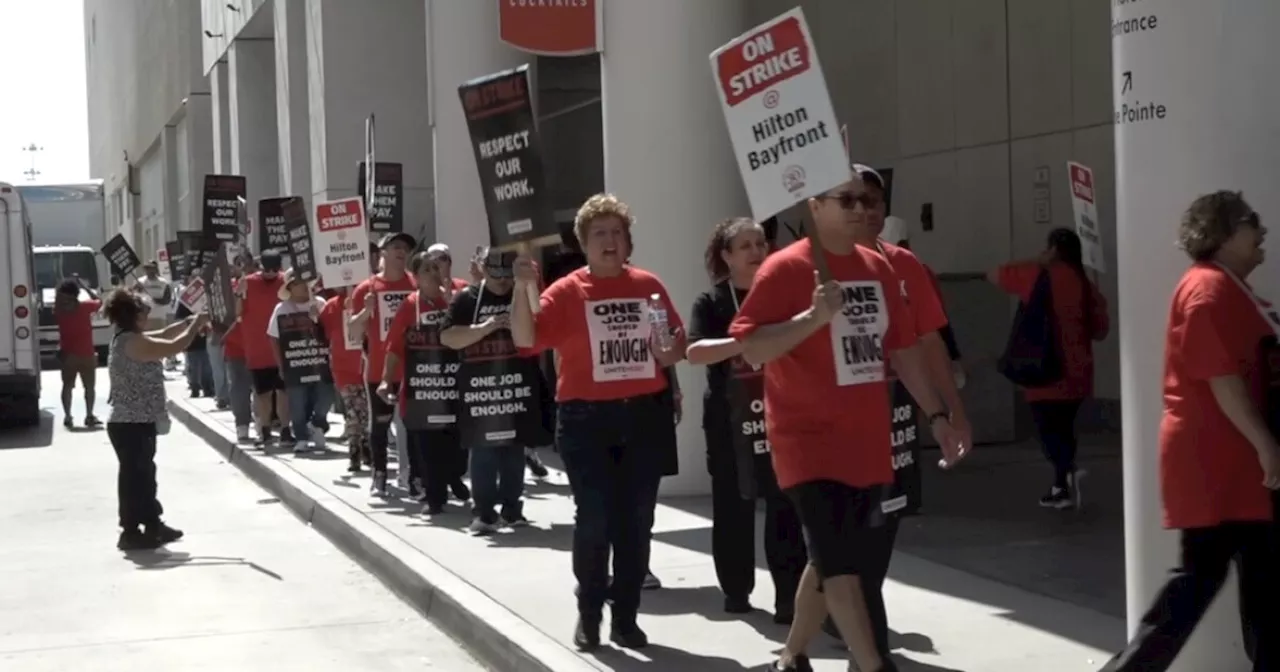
[0,366,486,671]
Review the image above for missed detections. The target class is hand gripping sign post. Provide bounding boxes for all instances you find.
[101,233,142,280]
[402,301,459,430]
[312,197,371,289]
[458,65,557,310]
[1068,161,1106,273]
[202,175,247,243]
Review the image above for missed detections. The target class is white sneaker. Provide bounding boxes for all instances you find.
[310,424,326,450]
[468,517,498,536]
[235,425,250,443]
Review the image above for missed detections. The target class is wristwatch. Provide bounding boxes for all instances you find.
[927,411,950,425]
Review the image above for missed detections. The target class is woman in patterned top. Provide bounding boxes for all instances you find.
[103,289,208,551]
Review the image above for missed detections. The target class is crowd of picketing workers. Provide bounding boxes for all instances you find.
[47,159,1278,670]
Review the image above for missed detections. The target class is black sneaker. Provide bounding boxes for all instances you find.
[772,607,794,625]
[525,448,549,478]
[347,457,361,473]
[724,596,754,614]
[573,617,601,651]
[451,480,471,502]
[609,621,649,649]
[147,522,184,544]
[500,513,530,528]
[117,528,161,551]
[279,428,296,447]
[63,416,74,429]
[1039,486,1074,509]
[760,655,813,672]
[84,415,102,428]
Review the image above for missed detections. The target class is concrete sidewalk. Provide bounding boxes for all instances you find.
[0,372,487,672]
[168,382,1126,671]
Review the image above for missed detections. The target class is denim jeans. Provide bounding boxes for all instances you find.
[226,358,253,428]
[286,382,334,442]
[185,349,214,395]
[558,392,668,623]
[206,337,228,404]
[470,444,526,523]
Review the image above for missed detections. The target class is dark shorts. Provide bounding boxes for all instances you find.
[786,480,886,579]
[250,367,284,394]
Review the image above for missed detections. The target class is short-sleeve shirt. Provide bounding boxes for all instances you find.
[996,260,1110,401]
[352,273,418,383]
[531,266,682,402]
[57,299,101,358]
[690,281,748,428]
[318,295,364,387]
[239,272,285,369]
[877,241,948,337]
[728,239,916,490]
[1159,263,1275,528]
[385,291,451,411]
[266,298,324,338]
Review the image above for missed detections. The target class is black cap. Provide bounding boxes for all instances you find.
[260,249,283,272]
[378,232,417,250]
[851,163,885,191]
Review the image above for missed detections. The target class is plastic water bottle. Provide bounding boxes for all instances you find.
[649,293,673,353]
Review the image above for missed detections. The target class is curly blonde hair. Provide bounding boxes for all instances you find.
[1177,191,1256,261]
[574,193,634,250]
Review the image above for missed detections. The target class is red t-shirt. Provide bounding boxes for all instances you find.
[385,291,451,411]
[223,323,245,360]
[240,272,285,370]
[1160,263,1274,528]
[57,299,101,358]
[729,239,916,490]
[877,242,948,337]
[997,261,1109,401]
[318,295,365,387]
[351,273,418,383]
[531,266,681,402]
[450,278,470,293]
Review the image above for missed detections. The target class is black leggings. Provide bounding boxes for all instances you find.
[365,383,394,473]
[1029,399,1083,488]
[107,422,163,530]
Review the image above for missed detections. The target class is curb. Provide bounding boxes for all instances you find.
[168,398,597,672]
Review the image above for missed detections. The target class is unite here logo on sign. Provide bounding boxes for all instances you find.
[1068,161,1106,274]
[711,7,849,221]
[313,197,371,289]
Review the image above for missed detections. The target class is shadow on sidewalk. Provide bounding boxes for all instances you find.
[123,548,283,580]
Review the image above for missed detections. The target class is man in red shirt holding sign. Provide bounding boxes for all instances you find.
[730,175,966,672]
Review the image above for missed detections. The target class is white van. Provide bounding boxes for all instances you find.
[0,182,42,426]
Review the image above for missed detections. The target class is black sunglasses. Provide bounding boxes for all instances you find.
[817,192,882,210]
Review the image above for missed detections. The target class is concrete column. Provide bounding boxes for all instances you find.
[274,0,312,210]
[602,0,749,496]
[307,0,432,243]
[426,0,525,256]
[161,123,180,243]
[210,59,232,174]
[1114,1,1280,669]
[228,38,281,250]
[184,93,217,234]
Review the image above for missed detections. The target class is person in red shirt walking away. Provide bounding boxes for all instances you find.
[1099,192,1280,671]
[511,194,685,651]
[54,278,103,428]
[318,285,371,472]
[729,175,966,672]
[351,232,420,496]
[990,227,1109,508]
[237,250,289,447]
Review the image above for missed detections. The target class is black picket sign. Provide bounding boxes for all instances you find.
[276,312,332,387]
[401,310,458,431]
[175,231,208,278]
[201,246,237,330]
[458,333,541,449]
[356,162,403,233]
[101,234,141,279]
[281,197,318,282]
[881,379,923,517]
[164,241,185,282]
[258,197,294,254]
[202,175,247,242]
[726,355,767,498]
[457,65,556,249]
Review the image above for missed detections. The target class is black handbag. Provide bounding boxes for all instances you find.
[998,269,1065,387]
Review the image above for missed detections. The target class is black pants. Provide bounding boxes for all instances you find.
[471,444,526,522]
[366,383,394,473]
[408,428,462,509]
[107,422,163,530]
[708,439,806,612]
[1101,522,1279,671]
[558,394,668,623]
[1029,399,1083,488]
[863,516,901,656]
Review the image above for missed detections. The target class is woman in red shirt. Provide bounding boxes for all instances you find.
[511,194,685,651]
[990,228,1109,509]
[319,286,371,472]
[729,175,963,672]
[1100,192,1279,671]
[238,250,288,446]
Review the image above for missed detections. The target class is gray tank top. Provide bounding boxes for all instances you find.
[108,330,168,424]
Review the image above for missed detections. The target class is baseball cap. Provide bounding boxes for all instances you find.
[378,232,417,250]
[260,249,283,272]
[881,216,909,245]
[426,243,451,259]
[851,163,885,191]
